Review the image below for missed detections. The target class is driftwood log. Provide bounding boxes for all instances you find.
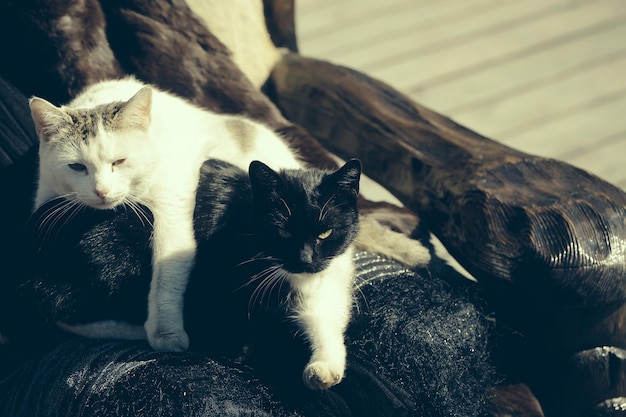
[269,53,626,309]
[267,53,626,416]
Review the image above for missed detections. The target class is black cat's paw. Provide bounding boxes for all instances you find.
[303,361,345,390]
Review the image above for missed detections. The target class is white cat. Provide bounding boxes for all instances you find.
[29,76,303,352]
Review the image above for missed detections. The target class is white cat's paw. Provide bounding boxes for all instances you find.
[302,361,345,390]
[149,330,189,352]
[355,216,431,268]
[145,322,189,352]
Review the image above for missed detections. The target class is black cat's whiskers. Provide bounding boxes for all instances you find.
[246,265,289,318]
[238,267,284,294]
[351,282,369,315]
[235,252,280,270]
[236,252,283,295]
[255,266,284,301]
[318,193,337,222]
[279,197,292,219]
[319,196,352,223]
[349,262,372,315]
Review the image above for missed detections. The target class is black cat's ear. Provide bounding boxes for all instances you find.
[29,97,72,143]
[249,160,281,196]
[328,159,362,196]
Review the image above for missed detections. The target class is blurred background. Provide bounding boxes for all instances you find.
[294,0,626,190]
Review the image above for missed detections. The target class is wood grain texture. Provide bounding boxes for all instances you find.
[0,0,124,104]
[268,55,626,413]
[486,383,545,417]
[269,53,626,310]
[263,0,298,52]
[559,347,626,416]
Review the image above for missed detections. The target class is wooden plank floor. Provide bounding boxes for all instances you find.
[295,0,626,191]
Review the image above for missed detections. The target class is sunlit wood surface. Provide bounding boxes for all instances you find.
[295,0,626,190]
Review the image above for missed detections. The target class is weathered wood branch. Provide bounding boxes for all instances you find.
[268,56,626,413]
[268,53,626,311]
[263,0,298,52]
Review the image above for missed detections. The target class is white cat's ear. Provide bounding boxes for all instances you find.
[119,87,152,131]
[29,97,71,143]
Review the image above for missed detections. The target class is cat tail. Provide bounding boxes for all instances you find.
[355,215,431,268]
[57,320,147,341]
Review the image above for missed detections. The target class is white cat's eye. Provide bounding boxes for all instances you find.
[68,163,87,173]
[318,229,333,240]
[112,159,126,167]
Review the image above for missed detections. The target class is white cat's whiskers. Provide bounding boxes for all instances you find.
[49,200,83,236]
[58,199,85,229]
[27,193,74,225]
[123,196,153,227]
[35,196,83,243]
[35,199,67,242]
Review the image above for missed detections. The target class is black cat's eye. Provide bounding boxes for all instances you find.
[68,163,87,173]
[318,229,333,240]
[278,229,292,238]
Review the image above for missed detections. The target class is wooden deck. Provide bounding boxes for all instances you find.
[295,0,626,191]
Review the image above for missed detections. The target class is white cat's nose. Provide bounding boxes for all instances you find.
[95,189,108,199]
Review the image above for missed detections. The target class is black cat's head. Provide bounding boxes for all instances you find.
[249,159,361,274]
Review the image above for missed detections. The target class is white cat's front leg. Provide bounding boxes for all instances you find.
[145,207,196,352]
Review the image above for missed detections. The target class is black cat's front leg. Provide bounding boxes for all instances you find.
[302,330,347,391]
[291,249,354,390]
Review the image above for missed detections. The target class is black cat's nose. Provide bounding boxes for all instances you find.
[300,246,313,265]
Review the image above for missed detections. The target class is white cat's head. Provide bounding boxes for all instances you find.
[29,87,156,210]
